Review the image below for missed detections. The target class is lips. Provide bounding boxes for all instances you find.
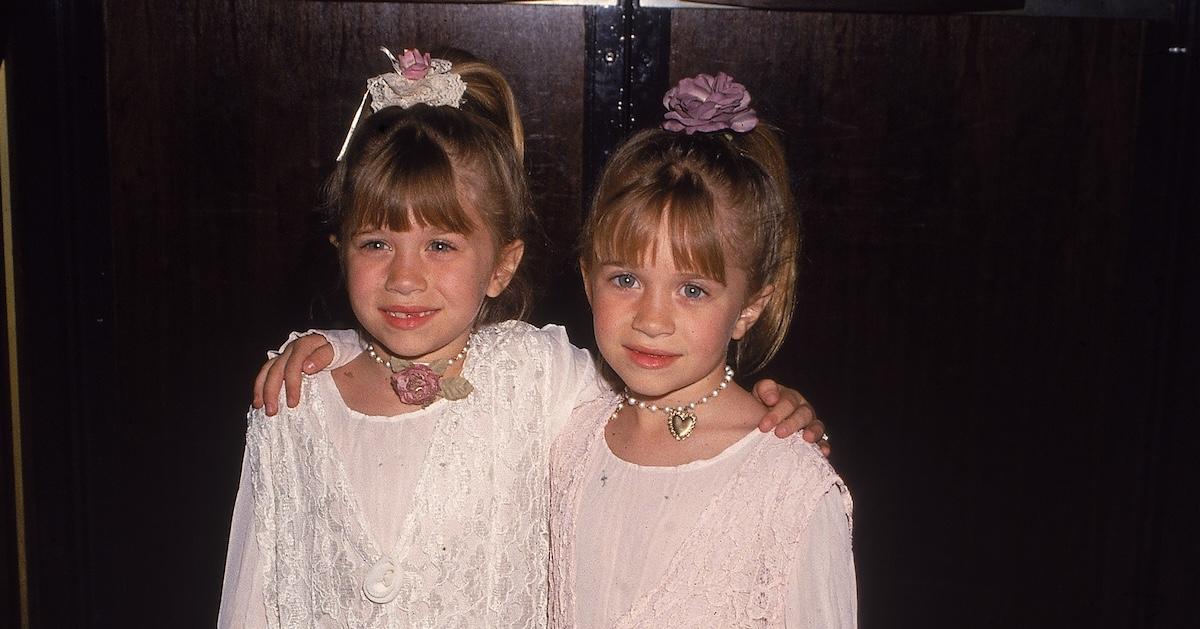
[624,345,680,369]
[380,306,438,330]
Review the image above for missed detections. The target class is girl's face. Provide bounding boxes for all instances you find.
[344,209,523,362]
[584,221,770,403]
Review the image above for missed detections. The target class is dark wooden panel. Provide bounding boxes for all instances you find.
[6,0,115,626]
[670,11,1151,627]
[11,1,1187,626]
[1140,4,1200,625]
[101,2,585,624]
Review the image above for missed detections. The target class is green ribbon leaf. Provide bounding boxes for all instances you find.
[440,377,474,401]
[389,359,414,374]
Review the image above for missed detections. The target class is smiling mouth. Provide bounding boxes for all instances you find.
[381,308,438,329]
[624,346,680,369]
[385,310,436,319]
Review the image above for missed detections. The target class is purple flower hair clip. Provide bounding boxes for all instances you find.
[662,72,758,135]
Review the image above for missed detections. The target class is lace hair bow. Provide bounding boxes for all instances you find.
[336,47,468,161]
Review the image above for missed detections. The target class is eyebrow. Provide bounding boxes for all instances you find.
[594,260,728,285]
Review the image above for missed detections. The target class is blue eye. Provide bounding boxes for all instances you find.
[360,240,389,251]
[428,240,456,253]
[610,273,638,289]
[680,284,707,299]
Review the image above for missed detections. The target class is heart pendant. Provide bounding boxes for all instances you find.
[667,408,697,441]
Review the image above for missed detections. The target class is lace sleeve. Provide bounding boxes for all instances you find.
[268,328,361,370]
[785,488,857,628]
[218,439,270,628]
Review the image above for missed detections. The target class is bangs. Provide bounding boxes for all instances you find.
[589,180,730,283]
[342,126,477,237]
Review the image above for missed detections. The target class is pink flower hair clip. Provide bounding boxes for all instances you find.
[662,72,758,135]
[394,48,433,80]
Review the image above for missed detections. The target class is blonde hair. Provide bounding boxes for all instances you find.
[325,48,532,324]
[581,125,801,373]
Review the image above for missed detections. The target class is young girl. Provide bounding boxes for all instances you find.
[221,51,820,627]
[549,73,855,627]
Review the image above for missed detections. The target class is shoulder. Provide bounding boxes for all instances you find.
[752,434,843,494]
[473,320,579,364]
[475,319,570,345]
[739,434,853,536]
[245,372,338,438]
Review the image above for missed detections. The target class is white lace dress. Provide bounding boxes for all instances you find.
[549,406,856,628]
[219,322,612,628]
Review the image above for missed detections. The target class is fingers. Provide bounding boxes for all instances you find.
[283,346,307,409]
[752,379,781,406]
[252,358,276,410]
[799,418,825,443]
[769,403,817,439]
[754,380,820,432]
[261,346,292,416]
[798,419,831,458]
[283,337,335,408]
[254,334,334,417]
[305,343,335,374]
[753,379,790,433]
[761,382,819,440]
[757,400,794,433]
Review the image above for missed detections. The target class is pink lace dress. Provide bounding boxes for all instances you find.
[550,407,856,628]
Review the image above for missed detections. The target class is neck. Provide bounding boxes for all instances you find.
[366,331,472,366]
[622,364,735,433]
[624,365,732,407]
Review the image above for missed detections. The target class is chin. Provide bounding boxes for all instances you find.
[362,331,431,359]
[615,372,687,400]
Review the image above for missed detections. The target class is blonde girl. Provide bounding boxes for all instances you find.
[549,73,855,627]
[222,51,820,627]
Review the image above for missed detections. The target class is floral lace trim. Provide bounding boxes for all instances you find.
[251,321,565,626]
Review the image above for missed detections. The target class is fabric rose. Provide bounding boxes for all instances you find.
[399,48,432,80]
[390,363,441,406]
[662,72,758,134]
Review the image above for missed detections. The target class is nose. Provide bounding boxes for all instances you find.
[631,291,674,337]
[385,248,426,294]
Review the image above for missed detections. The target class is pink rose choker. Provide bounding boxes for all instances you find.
[365,335,474,407]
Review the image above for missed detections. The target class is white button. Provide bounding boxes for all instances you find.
[362,557,401,604]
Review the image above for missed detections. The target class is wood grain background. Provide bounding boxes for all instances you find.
[5,1,1197,626]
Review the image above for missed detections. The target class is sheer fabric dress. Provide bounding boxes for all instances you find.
[549,406,856,628]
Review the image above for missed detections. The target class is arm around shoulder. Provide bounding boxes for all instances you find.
[271,328,360,370]
[256,329,359,414]
[538,324,611,437]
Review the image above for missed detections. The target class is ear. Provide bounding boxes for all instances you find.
[732,284,774,341]
[579,258,594,305]
[487,240,526,297]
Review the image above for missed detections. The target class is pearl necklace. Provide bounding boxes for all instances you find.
[365,335,471,371]
[620,365,734,441]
